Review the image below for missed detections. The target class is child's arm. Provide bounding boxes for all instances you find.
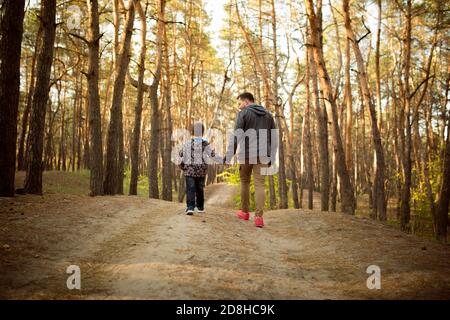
[179,143,185,170]
[204,142,220,165]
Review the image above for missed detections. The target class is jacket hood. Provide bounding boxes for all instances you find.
[246,104,267,116]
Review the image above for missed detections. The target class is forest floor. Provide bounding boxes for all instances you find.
[0,171,450,299]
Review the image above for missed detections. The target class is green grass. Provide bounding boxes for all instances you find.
[38,169,446,241]
[218,165,294,211]
[43,170,90,195]
[123,170,149,197]
[41,169,180,199]
[41,169,149,197]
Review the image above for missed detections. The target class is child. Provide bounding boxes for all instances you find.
[179,122,216,215]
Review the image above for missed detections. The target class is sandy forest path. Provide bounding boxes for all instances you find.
[1,180,450,299]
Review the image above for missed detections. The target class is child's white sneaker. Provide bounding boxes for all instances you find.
[195,207,205,213]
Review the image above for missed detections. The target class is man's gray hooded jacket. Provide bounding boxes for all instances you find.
[225,104,278,165]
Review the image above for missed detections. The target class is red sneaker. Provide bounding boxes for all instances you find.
[255,216,264,228]
[236,210,250,220]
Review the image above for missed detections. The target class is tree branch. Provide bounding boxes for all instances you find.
[356,17,371,43]
[127,69,151,92]
[68,32,89,45]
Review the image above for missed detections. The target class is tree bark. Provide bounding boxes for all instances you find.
[435,113,450,242]
[269,0,289,209]
[129,1,147,196]
[104,0,136,195]
[400,0,412,231]
[23,0,56,194]
[305,0,355,214]
[86,0,104,196]
[83,87,90,170]
[44,98,56,170]
[18,30,40,171]
[0,0,25,196]
[344,36,353,185]
[161,11,173,201]
[375,0,382,130]
[72,75,79,172]
[304,49,314,210]
[308,41,329,212]
[77,78,83,171]
[148,0,166,199]
[268,175,277,209]
[331,149,337,212]
[58,85,66,171]
[343,0,386,221]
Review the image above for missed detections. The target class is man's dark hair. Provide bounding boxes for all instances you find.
[237,92,255,102]
[191,122,205,137]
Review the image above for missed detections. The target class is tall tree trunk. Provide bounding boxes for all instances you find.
[129,1,147,196]
[424,105,437,228]
[183,0,194,129]
[77,79,83,171]
[331,149,337,212]
[117,95,125,194]
[161,13,173,201]
[285,70,301,210]
[343,0,386,221]
[23,0,56,194]
[72,75,79,172]
[400,0,412,231]
[148,0,166,199]
[44,98,55,170]
[375,0,382,130]
[177,171,185,203]
[304,49,314,210]
[305,0,355,214]
[290,154,300,209]
[0,0,25,196]
[58,86,65,171]
[391,77,402,219]
[270,0,288,209]
[268,176,277,209]
[83,88,90,170]
[112,0,120,66]
[307,8,329,210]
[344,36,353,185]
[420,8,442,233]
[104,0,136,195]
[435,113,450,242]
[308,45,329,212]
[18,30,40,171]
[86,0,103,196]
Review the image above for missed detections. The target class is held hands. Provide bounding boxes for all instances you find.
[220,156,230,166]
[219,157,271,166]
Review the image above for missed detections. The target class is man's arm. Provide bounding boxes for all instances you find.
[269,116,278,166]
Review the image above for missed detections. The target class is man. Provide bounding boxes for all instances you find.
[224,92,278,228]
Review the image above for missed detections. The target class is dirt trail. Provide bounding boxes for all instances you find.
[1,182,450,299]
[204,183,238,208]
